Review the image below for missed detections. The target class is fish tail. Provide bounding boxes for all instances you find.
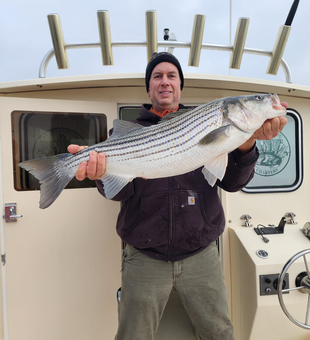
[18,153,75,209]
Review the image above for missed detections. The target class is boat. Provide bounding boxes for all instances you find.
[0,2,309,339]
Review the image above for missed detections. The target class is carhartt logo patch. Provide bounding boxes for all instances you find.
[188,197,195,205]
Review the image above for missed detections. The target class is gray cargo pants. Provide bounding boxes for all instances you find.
[115,242,235,340]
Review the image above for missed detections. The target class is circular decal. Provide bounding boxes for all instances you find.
[255,132,290,177]
[33,128,85,158]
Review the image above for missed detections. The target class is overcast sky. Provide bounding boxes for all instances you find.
[0,0,308,87]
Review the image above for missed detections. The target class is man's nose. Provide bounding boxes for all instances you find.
[161,75,169,85]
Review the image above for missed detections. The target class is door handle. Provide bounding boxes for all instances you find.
[4,203,23,222]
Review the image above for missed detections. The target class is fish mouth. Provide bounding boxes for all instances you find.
[273,103,287,110]
[273,104,284,109]
[270,93,286,110]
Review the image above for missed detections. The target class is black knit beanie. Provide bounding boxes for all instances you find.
[145,52,184,92]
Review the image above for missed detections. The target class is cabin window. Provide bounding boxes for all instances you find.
[243,109,303,193]
[12,110,107,191]
[119,106,141,121]
[119,105,196,121]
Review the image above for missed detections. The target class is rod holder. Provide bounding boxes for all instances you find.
[47,14,69,69]
[146,11,158,61]
[229,17,250,70]
[97,10,114,65]
[188,14,206,67]
[266,25,291,75]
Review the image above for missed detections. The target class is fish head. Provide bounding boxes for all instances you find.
[224,93,287,133]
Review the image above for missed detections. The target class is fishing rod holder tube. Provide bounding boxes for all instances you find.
[39,11,293,83]
[229,17,250,70]
[188,14,206,67]
[146,10,158,61]
[266,25,291,76]
[47,14,69,70]
[97,10,114,66]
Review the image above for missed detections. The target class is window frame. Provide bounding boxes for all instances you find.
[12,110,107,191]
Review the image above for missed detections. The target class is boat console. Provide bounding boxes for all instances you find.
[230,215,310,339]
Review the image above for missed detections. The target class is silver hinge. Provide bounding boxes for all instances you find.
[1,254,6,266]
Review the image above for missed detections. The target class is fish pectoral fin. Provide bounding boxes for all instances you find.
[101,173,133,199]
[202,153,228,186]
[198,125,231,146]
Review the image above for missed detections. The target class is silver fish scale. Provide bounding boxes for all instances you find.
[65,101,224,173]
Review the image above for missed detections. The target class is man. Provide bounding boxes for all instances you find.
[68,52,287,339]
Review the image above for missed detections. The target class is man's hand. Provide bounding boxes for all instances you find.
[238,102,288,153]
[67,144,106,181]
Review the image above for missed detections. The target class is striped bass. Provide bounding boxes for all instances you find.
[18,93,286,209]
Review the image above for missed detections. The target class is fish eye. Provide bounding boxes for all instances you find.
[255,95,263,101]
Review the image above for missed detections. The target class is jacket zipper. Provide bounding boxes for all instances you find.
[168,177,174,262]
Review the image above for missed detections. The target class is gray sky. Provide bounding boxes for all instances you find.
[0,0,308,86]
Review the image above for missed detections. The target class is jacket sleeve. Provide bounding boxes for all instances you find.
[217,145,259,192]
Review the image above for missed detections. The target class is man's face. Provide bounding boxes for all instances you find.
[148,62,181,114]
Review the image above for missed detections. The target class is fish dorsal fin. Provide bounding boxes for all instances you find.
[158,109,191,123]
[100,173,133,199]
[201,153,228,186]
[109,119,144,140]
[198,125,231,145]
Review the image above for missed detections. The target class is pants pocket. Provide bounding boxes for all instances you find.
[123,244,141,262]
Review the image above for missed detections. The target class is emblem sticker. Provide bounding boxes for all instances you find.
[255,132,290,177]
[33,128,85,158]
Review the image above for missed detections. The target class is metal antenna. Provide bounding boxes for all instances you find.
[285,0,300,26]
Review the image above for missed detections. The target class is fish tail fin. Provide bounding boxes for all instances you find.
[18,153,75,209]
